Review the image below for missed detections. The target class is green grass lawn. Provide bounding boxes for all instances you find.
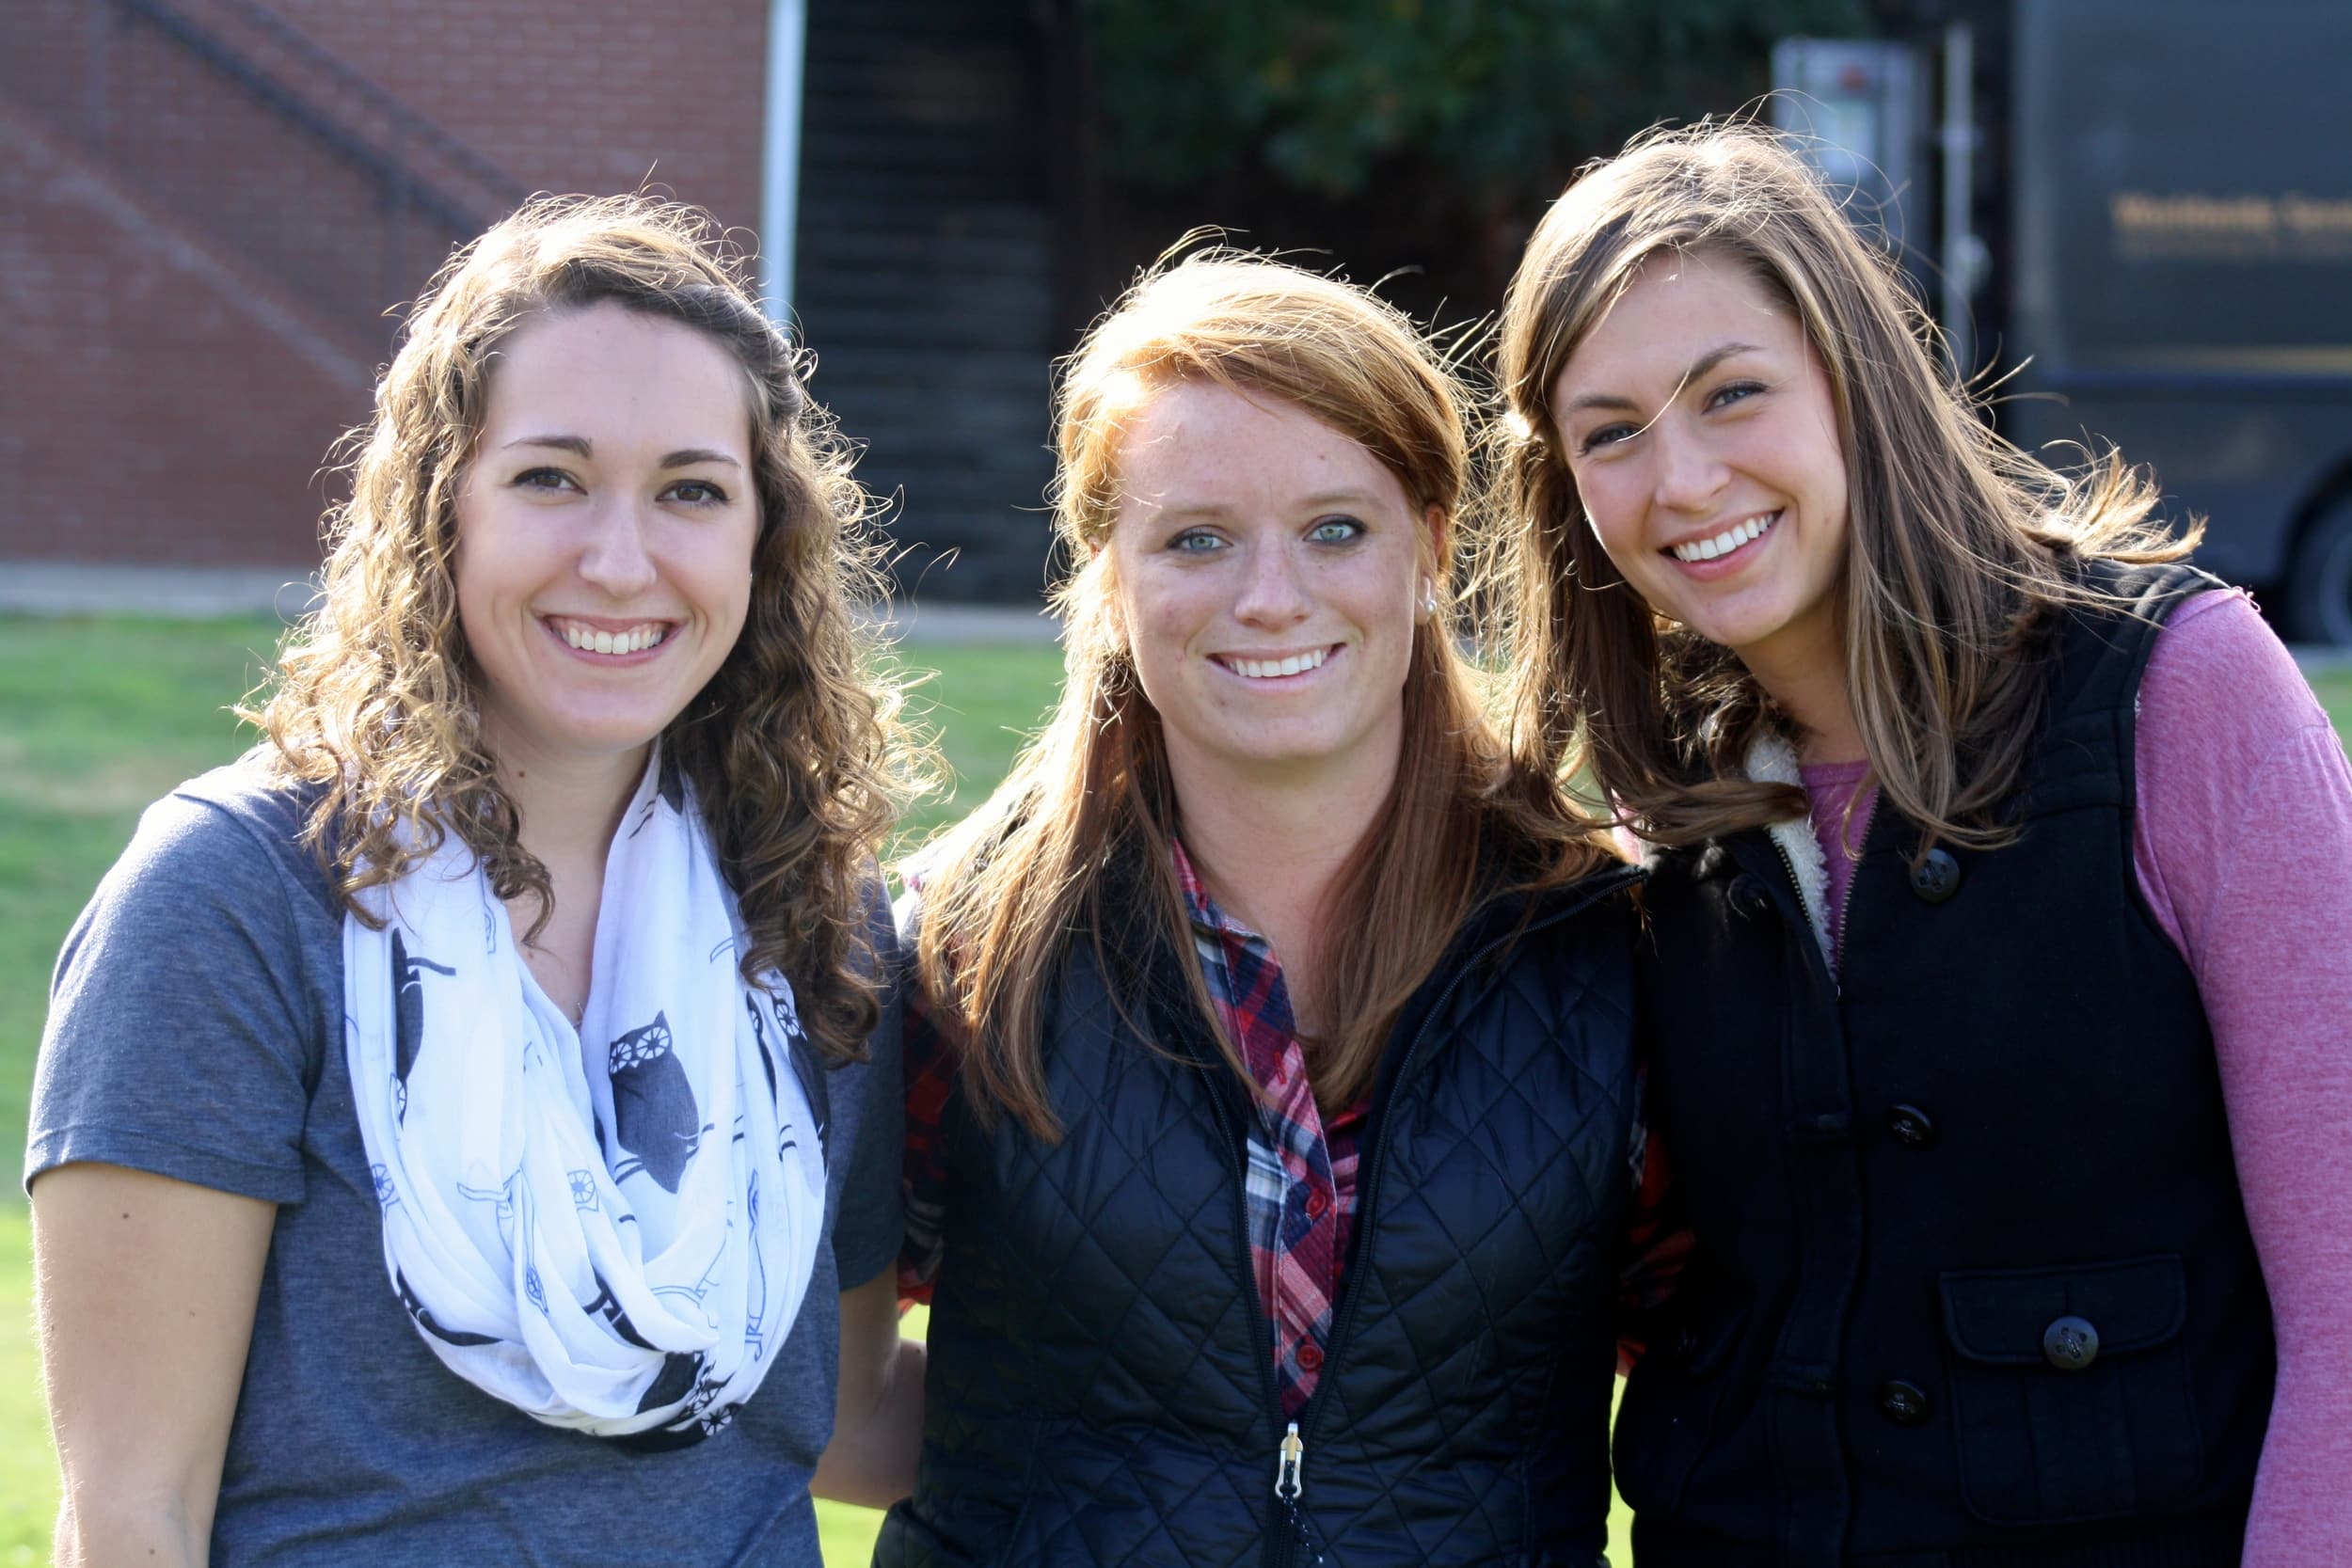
[4,610,2347,1566]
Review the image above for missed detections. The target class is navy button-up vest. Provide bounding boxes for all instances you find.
[1619,562,2276,1568]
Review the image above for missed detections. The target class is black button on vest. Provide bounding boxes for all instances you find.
[1884,1103,1936,1148]
[2044,1315,2102,1370]
[1727,872,1773,919]
[1908,847,1961,902]
[1878,1380,1931,1425]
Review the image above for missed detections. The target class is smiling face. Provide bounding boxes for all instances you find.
[1105,380,1432,802]
[1551,247,1851,688]
[453,301,760,774]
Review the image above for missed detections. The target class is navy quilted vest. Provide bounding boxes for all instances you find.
[875,863,1643,1568]
[1617,562,2277,1567]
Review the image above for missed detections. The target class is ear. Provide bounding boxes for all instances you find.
[1422,503,1452,568]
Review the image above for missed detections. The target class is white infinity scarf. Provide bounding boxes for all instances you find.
[343,750,825,1447]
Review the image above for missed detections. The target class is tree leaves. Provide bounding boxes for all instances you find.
[1093,0,1867,203]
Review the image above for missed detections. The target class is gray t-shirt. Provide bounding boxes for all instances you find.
[25,759,903,1566]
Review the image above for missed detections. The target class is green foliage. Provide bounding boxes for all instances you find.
[1094,0,1868,200]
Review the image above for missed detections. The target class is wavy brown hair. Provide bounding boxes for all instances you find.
[914,252,1616,1140]
[257,193,917,1064]
[1492,122,2193,852]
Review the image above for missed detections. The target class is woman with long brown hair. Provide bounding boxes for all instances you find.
[29,195,925,1564]
[880,252,1645,1566]
[1496,123,2352,1565]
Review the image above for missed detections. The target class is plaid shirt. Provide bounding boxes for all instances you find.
[1172,839,1366,1418]
[899,847,1681,1414]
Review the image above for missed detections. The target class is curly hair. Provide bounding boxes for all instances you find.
[257,193,919,1065]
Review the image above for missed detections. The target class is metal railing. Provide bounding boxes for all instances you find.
[5,0,523,355]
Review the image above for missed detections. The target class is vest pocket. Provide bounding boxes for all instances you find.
[1938,1254,2203,1526]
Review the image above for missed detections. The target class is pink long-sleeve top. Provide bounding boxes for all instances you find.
[1803,589,2352,1562]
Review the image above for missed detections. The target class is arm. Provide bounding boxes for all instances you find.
[33,1164,276,1568]
[895,883,959,1305]
[810,1266,928,1508]
[809,874,926,1507]
[24,784,326,1566]
[2131,592,2352,1564]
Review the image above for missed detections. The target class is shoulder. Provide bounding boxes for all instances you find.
[1486,864,1645,992]
[36,756,339,1198]
[2035,559,2233,727]
[108,754,336,927]
[2132,587,2343,886]
[2138,587,2329,752]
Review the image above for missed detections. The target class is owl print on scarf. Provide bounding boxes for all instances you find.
[609,1012,712,1192]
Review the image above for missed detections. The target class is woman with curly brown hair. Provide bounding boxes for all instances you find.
[28,196,925,1565]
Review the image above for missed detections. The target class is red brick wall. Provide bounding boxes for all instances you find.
[0,0,770,570]
[0,98,372,567]
[279,0,769,234]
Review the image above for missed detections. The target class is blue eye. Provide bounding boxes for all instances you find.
[1308,516,1364,545]
[1708,380,1767,410]
[1578,424,1638,456]
[1169,529,1227,554]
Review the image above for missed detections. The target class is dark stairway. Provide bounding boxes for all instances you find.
[793,0,1060,604]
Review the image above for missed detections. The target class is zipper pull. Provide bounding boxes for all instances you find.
[1275,1420,1305,1500]
[1274,1419,1326,1563]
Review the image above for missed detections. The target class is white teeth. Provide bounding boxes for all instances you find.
[1228,647,1328,680]
[1672,513,1777,563]
[557,620,665,655]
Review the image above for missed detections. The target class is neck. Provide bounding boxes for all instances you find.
[484,721,650,871]
[1742,629,1866,767]
[1166,739,1397,953]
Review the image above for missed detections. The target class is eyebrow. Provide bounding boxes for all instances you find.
[1152,489,1383,519]
[502,435,741,469]
[1563,341,1767,415]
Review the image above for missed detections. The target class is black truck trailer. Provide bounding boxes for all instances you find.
[1780,0,2352,641]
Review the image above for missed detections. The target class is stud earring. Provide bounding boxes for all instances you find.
[1420,580,1439,617]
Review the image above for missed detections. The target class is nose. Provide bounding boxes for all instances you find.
[576,497,660,599]
[1232,537,1312,628]
[1650,415,1729,515]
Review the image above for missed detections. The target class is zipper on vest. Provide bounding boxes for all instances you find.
[1197,1042,1300,1566]
[1273,1421,1325,1565]
[1274,868,1643,1563]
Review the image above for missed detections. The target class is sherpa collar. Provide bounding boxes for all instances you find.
[1741,730,1834,959]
